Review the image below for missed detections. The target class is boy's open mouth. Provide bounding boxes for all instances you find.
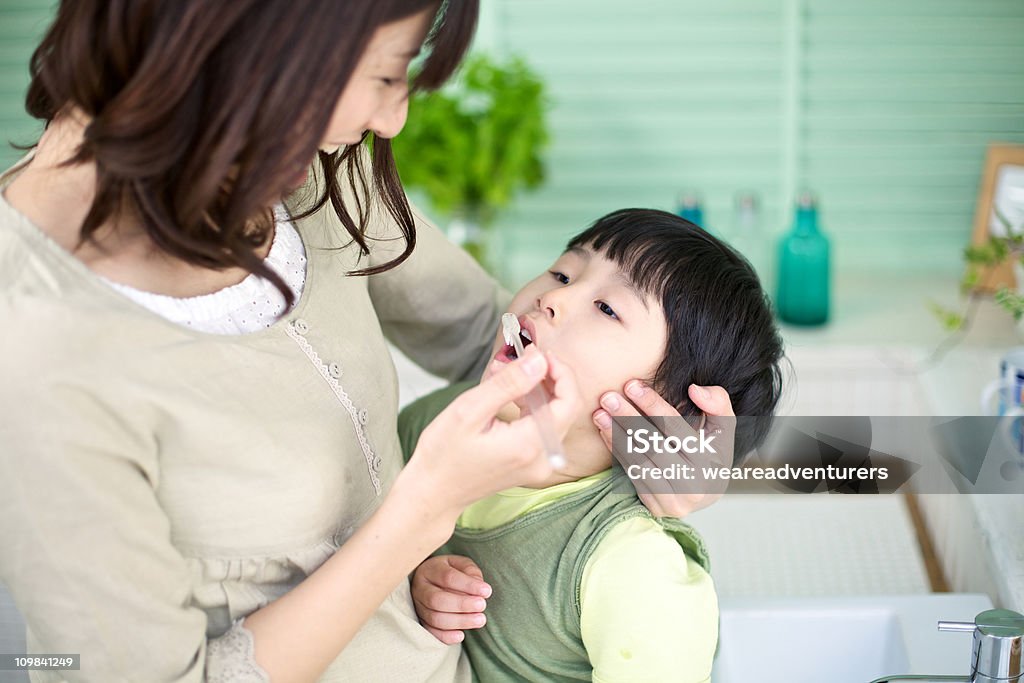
[495,327,534,363]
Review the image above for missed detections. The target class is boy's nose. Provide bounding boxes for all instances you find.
[536,290,564,320]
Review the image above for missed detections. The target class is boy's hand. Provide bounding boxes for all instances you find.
[411,555,492,645]
[591,381,735,518]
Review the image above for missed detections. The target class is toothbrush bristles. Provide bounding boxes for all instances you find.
[501,313,521,347]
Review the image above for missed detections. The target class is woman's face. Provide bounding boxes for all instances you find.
[320,7,435,152]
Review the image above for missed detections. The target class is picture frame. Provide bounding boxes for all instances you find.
[971,143,1024,291]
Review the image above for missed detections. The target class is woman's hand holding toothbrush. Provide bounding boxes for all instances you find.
[400,345,582,533]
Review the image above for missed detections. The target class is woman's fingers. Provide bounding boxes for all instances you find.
[408,348,582,515]
[592,386,650,449]
[688,384,735,417]
[624,381,681,418]
[598,390,640,418]
[453,346,548,427]
[592,409,615,451]
[688,384,736,467]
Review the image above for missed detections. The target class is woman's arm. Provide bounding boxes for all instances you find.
[1,348,578,683]
[366,200,512,384]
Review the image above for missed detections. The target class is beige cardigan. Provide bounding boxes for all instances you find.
[0,161,505,682]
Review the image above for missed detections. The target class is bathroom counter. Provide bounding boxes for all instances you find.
[778,270,1019,349]
[917,347,1024,613]
[776,269,1024,611]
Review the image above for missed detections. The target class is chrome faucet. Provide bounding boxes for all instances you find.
[869,608,1023,683]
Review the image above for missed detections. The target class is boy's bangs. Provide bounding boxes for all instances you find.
[566,208,729,302]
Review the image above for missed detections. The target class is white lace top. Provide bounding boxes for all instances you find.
[104,206,307,335]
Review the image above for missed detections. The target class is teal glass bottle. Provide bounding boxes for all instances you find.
[776,192,830,325]
[676,191,705,230]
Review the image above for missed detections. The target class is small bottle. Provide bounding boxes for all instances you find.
[676,191,705,230]
[728,192,769,284]
[776,191,830,325]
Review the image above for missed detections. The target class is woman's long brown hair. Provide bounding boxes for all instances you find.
[23,0,478,307]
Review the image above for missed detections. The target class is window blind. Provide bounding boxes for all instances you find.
[488,0,1024,283]
[1,1,1022,284]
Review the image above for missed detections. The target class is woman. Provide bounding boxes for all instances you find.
[0,2,733,681]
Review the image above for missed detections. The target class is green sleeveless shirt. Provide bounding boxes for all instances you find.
[399,382,712,682]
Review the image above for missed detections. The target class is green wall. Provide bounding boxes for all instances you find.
[2,0,1022,284]
[484,0,1024,284]
[0,0,51,168]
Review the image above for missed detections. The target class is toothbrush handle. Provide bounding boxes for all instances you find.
[523,384,567,469]
[508,335,565,468]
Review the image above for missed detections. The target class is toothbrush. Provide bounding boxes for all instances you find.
[501,313,567,470]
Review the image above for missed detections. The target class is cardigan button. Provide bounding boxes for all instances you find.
[328,363,342,379]
[371,456,382,471]
[291,318,309,335]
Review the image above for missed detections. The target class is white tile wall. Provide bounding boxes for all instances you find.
[688,495,931,598]
[688,344,934,598]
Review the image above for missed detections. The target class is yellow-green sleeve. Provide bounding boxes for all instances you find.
[579,517,719,683]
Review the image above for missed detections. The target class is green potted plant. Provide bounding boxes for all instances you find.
[391,53,548,270]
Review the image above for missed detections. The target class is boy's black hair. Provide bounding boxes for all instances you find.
[567,208,784,460]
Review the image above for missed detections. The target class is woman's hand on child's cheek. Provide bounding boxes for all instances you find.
[411,555,491,645]
[591,381,735,519]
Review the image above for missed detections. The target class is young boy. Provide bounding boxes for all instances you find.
[399,208,784,683]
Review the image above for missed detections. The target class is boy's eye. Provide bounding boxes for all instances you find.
[379,77,402,87]
[596,301,619,320]
[550,271,570,285]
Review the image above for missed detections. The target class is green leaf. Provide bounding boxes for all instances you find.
[928,301,965,332]
[995,287,1024,321]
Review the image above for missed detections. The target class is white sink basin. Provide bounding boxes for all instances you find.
[712,594,993,683]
